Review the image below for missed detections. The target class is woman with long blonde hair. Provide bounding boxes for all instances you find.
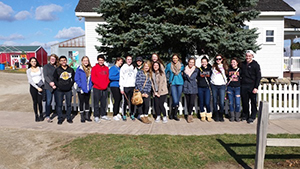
[135,60,153,124]
[75,56,93,123]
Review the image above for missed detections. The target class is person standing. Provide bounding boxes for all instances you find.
[241,50,261,124]
[75,56,93,123]
[210,54,228,122]
[53,56,75,125]
[43,54,58,123]
[119,55,138,121]
[197,56,213,122]
[151,53,165,72]
[152,61,168,123]
[135,61,152,124]
[91,54,110,123]
[135,56,144,71]
[26,57,44,122]
[109,57,124,121]
[165,54,184,121]
[227,58,241,122]
[183,58,199,123]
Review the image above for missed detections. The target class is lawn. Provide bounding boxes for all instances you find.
[62,134,300,169]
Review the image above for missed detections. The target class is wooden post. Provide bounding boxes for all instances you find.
[255,101,269,169]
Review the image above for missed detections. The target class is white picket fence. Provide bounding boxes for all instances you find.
[257,83,300,113]
[53,83,300,115]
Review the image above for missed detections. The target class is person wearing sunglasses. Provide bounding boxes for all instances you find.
[210,54,228,122]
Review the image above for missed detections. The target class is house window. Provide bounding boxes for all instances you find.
[266,30,274,43]
[244,25,249,30]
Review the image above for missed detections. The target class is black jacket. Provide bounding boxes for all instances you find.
[197,64,212,88]
[53,65,75,92]
[240,60,261,89]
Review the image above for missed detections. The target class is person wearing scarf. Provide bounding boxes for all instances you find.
[165,54,184,121]
[183,58,199,123]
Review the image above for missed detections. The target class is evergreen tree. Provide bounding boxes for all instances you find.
[95,0,260,62]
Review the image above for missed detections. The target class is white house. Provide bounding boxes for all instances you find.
[75,0,296,78]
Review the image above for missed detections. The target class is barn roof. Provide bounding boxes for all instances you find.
[0,46,41,52]
[75,0,295,13]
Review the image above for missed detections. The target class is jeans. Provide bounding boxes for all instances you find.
[93,88,108,118]
[241,85,258,120]
[56,90,72,122]
[198,87,211,113]
[45,89,57,118]
[110,87,122,116]
[78,91,91,112]
[30,85,43,116]
[154,94,167,117]
[171,85,183,107]
[185,94,196,115]
[211,84,226,113]
[227,86,241,113]
[137,96,150,115]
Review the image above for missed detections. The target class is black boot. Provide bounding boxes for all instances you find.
[35,114,40,122]
[39,112,44,121]
[173,106,180,121]
[80,111,85,123]
[229,112,235,122]
[235,112,241,122]
[219,111,224,122]
[85,110,92,122]
[214,111,219,122]
[169,108,174,120]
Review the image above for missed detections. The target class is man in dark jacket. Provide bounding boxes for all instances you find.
[241,50,261,124]
[53,56,75,124]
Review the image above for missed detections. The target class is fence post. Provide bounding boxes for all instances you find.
[255,101,269,169]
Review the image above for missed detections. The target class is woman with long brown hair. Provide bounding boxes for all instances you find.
[210,54,228,122]
[75,56,93,123]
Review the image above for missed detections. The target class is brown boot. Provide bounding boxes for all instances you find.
[206,113,213,122]
[141,116,147,123]
[187,115,193,123]
[200,112,206,122]
[145,116,152,124]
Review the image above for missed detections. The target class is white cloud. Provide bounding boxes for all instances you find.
[55,27,85,39]
[0,2,14,21]
[0,34,25,41]
[35,4,63,21]
[29,41,59,53]
[2,41,20,46]
[15,10,31,20]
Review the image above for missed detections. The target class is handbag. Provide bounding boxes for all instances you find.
[131,76,148,105]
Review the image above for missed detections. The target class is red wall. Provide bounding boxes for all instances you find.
[36,47,48,65]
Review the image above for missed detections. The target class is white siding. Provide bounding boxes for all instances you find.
[247,16,285,78]
[85,17,105,66]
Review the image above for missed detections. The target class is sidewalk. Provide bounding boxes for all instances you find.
[1,111,300,135]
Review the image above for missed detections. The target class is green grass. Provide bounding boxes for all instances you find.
[62,134,300,169]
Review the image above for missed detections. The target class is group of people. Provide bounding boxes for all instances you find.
[26,50,261,125]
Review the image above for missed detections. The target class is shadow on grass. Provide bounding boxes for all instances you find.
[217,139,300,169]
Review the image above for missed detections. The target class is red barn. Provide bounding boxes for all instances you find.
[0,46,48,68]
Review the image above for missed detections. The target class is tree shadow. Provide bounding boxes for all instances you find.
[217,139,300,169]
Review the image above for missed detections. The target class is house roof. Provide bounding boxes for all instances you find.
[285,18,300,28]
[75,0,295,13]
[51,35,85,48]
[0,46,41,52]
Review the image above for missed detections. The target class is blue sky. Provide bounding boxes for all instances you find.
[0,0,84,53]
[0,0,300,54]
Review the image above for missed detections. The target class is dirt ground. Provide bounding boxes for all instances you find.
[0,72,92,169]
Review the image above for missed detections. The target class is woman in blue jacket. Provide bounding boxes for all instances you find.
[183,58,199,123]
[165,54,184,121]
[109,57,123,121]
[75,56,93,123]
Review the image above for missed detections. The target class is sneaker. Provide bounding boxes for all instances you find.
[94,117,100,123]
[130,115,135,121]
[46,117,53,123]
[117,114,122,120]
[155,116,161,123]
[122,115,127,121]
[247,118,254,124]
[101,116,111,121]
[113,116,120,121]
[67,119,73,124]
[162,116,168,123]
